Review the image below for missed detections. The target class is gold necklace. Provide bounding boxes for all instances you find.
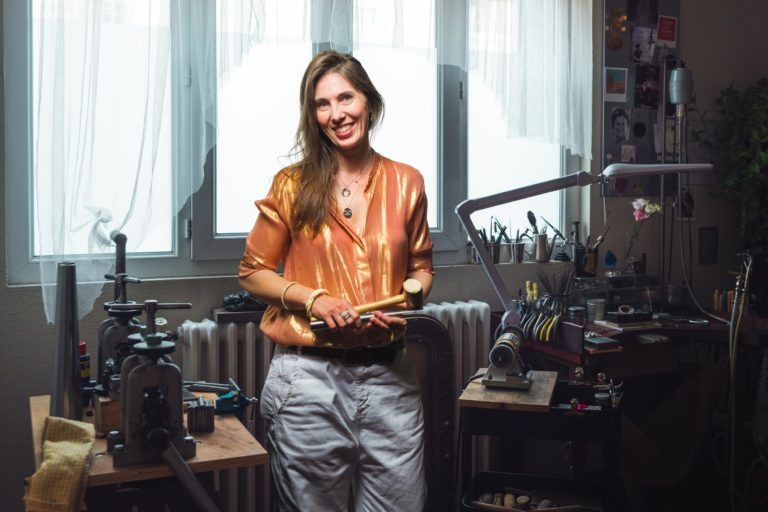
[337,152,373,219]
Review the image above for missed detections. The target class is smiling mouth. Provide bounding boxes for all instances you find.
[333,123,354,135]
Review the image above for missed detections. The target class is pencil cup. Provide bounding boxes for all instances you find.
[511,242,526,263]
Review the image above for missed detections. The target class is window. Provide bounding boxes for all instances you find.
[5,0,592,290]
[197,1,440,259]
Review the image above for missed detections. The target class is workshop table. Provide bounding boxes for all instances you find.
[29,394,268,507]
[458,370,628,511]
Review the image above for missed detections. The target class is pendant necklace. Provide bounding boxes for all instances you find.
[337,152,374,219]
[338,175,360,219]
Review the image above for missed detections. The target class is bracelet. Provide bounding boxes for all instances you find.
[280,281,298,309]
[305,288,329,320]
[388,326,406,343]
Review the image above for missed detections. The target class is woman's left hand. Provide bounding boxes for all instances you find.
[364,311,407,346]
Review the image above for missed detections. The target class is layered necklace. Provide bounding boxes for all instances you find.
[337,151,374,219]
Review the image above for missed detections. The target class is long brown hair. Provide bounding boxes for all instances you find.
[291,50,384,236]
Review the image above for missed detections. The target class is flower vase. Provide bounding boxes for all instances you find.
[623,256,637,275]
[623,255,644,275]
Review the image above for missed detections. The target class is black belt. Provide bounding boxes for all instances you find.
[287,339,404,365]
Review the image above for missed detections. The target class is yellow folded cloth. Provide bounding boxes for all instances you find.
[24,416,95,512]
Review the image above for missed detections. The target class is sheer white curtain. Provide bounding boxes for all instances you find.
[34,0,434,322]
[34,1,173,322]
[468,0,593,159]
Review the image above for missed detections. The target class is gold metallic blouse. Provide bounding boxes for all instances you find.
[239,153,434,346]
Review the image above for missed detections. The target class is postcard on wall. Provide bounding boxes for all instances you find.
[621,144,637,163]
[631,27,657,63]
[657,15,677,48]
[605,67,628,103]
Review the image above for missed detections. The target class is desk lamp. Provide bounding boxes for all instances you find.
[455,163,713,388]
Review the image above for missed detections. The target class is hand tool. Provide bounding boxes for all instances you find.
[588,225,611,251]
[527,210,539,234]
[309,279,423,329]
[540,216,566,242]
[351,278,423,313]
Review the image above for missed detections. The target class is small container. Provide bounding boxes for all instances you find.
[586,298,606,322]
[511,242,527,263]
[567,306,587,325]
[79,340,90,386]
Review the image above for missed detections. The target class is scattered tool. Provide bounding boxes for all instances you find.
[588,225,611,252]
[540,216,566,242]
[527,210,539,234]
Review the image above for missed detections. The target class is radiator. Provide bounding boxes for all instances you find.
[422,300,492,394]
[421,300,492,474]
[177,311,272,512]
[177,302,493,509]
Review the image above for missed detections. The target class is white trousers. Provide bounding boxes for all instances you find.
[260,345,426,512]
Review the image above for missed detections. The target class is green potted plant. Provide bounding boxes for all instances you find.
[700,78,768,253]
[696,77,768,314]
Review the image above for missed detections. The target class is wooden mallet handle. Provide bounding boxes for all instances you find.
[353,278,423,314]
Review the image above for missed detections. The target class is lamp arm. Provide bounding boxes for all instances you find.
[456,172,599,314]
[601,163,712,179]
[455,163,713,319]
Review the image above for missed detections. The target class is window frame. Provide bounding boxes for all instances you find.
[5,0,585,286]
[189,1,471,264]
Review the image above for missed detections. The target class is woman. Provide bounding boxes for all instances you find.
[239,50,434,511]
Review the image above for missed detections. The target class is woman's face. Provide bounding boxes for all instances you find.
[313,71,369,154]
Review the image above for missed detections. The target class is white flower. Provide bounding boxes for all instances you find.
[645,202,662,215]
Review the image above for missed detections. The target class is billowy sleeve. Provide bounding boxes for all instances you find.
[238,170,294,278]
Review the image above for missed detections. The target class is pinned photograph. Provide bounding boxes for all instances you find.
[621,144,637,163]
[605,67,628,103]
[631,27,657,63]
[634,64,660,109]
[611,107,631,143]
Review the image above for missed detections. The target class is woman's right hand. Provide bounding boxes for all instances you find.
[310,293,362,332]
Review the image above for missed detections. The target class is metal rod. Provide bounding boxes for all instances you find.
[161,443,221,512]
[50,262,82,420]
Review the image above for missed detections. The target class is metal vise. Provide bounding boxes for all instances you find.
[107,300,192,467]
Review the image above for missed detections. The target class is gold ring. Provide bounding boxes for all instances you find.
[340,310,352,320]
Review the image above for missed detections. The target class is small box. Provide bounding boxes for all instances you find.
[94,395,121,434]
[584,336,619,351]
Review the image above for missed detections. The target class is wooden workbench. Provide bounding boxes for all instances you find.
[29,395,268,487]
[458,369,557,412]
[457,369,628,511]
